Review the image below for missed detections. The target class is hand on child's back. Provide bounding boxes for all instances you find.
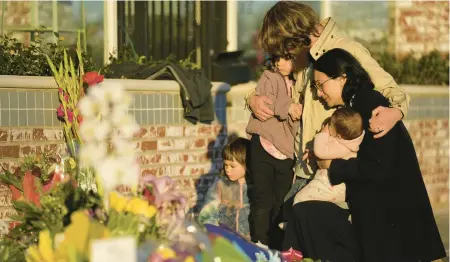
[289,103,303,120]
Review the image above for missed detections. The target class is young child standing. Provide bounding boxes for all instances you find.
[293,108,364,208]
[246,57,302,248]
[198,138,252,240]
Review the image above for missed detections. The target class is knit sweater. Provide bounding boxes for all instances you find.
[246,70,300,159]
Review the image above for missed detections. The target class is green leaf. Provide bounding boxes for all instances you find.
[0,169,23,191]
[12,200,40,213]
[8,214,25,222]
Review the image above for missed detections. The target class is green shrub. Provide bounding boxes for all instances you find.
[101,45,199,79]
[0,32,95,76]
[374,50,449,86]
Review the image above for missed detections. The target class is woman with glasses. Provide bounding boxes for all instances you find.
[283,48,446,262]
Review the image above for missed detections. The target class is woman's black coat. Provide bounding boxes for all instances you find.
[329,88,446,262]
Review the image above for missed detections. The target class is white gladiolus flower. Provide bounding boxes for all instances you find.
[95,156,119,191]
[88,84,106,101]
[104,82,126,104]
[77,79,140,192]
[79,142,107,170]
[110,110,139,138]
[78,93,109,118]
[79,119,98,142]
[94,121,112,141]
[112,135,136,157]
[80,119,111,142]
[77,96,96,118]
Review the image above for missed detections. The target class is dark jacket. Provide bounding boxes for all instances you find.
[329,88,446,262]
[108,61,214,124]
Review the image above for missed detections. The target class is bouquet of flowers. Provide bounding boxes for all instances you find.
[0,38,316,262]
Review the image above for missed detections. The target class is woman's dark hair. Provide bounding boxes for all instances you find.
[314,48,375,106]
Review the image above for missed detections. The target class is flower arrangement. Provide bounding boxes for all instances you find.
[0,41,317,262]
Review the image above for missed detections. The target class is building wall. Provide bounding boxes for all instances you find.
[392,1,449,57]
[0,80,448,221]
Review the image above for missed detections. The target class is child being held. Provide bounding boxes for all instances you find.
[294,108,365,209]
[246,56,302,247]
[198,138,251,240]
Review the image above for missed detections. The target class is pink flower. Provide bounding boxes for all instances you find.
[57,104,65,117]
[64,94,69,102]
[83,72,104,86]
[281,248,303,262]
[67,109,74,123]
[58,88,63,94]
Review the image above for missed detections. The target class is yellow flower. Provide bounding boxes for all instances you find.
[109,191,128,212]
[26,230,54,262]
[157,246,176,260]
[26,246,42,262]
[68,158,76,170]
[58,210,110,258]
[125,197,148,216]
[143,205,157,218]
[184,256,195,262]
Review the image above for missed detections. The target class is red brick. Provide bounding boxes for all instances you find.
[148,127,158,137]
[150,154,162,164]
[194,139,206,148]
[157,139,175,151]
[32,128,45,140]
[0,161,9,173]
[141,141,157,151]
[157,127,166,137]
[198,126,212,136]
[9,129,32,141]
[43,129,64,140]
[0,206,17,220]
[134,128,148,139]
[141,168,158,177]
[0,145,20,158]
[0,130,8,141]
[0,189,13,207]
[20,145,35,157]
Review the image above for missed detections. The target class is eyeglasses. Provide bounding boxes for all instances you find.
[312,78,333,92]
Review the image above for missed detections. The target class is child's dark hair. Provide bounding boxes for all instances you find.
[222,137,250,170]
[330,108,363,140]
[264,55,295,81]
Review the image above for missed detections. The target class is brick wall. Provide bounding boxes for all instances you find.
[392,1,449,57]
[0,80,448,221]
[0,127,67,220]
[0,123,228,219]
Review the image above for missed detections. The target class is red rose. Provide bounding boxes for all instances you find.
[83,72,104,86]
